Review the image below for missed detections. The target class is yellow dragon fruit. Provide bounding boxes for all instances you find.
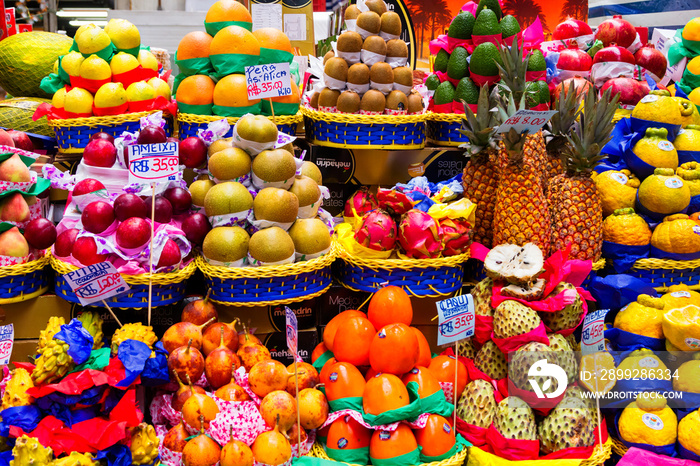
[398,209,442,258]
[130,423,160,465]
[32,338,74,385]
[9,435,53,465]
[51,452,99,466]
[37,317,65,353]
[1,368,34,410]
[76,311,104,350]
[110,323,158,355]
[353,209,397,251]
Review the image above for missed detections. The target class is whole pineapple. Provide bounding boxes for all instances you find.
[457,379,498,427]
[1,368,34,410]
[548,85,619,260]
[460,86,500,248]
[544,80,580,185]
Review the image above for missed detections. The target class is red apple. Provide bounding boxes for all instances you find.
[114,194,148,221]
[635,43,668,80]
[552,18,593,41]
[0,129,15,147]
[54,228,79,257]
[72,236,107,266]
[144,196,173,223]
[593,44,636,64]
[73,178,106,197]
[558,42,593,71]
[157,239,181,268]
[600,76,649,106]
[181,213,211,246]
[24,218,57,250]
[166,137,179,144]
[163,187,192,215]
[116,217,151,249]
[179,137,207,168]
[595,15,637,48]
[83,139,117,168]
[137,125,167,145]
[7,131,34,151]
[90,132,115,144]
[81,201,116,234]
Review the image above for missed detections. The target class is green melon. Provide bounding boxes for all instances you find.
[0,32,73,98]
[0,98,53,136]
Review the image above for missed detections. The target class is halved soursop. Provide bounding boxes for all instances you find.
[509,341,559,394]
[539,282,583,331]
[502,278,546,300]
[473,277,495,316]
[493,300,542,338]
[1,368,33,410]
[10,435,53,466]
[538,390,597,453]
[548,333,578,382]
[458,338,477,360]
[474,340,508,379]
[484,243,544,284]
[494,396,537,440]
[457,379,497,428]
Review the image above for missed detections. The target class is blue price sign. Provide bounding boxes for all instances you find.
[63,261,130,306]
[581,309,608,355]
[436,294,475,346]
[285,306,298,359]
[128,142,179,184]
[245,63,293,100]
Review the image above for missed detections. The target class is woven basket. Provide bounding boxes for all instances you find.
[195,245,337,307]
[611,437,628,457]
[309,442,468,466]
[468,441,612,466]
[627,257,700,291]
[49,111,174,155]
[177,112,302,139]
[49,253,196,309]
[0,255,50,304]
[302,107,428,149]
[464,257,606,285]
[427,113,468,147]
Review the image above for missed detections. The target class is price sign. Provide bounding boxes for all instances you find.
[128,142,179,184]
[581,309,608,355]
[496,109,557,134]
[63,262,130,306]
[285,306,298,360]
[0,324,13,365]
[245,63,293,100]
[436,294,475,346]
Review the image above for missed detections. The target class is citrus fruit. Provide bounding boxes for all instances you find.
[61,51,85,77]
[594,170,639,217]
[413,414,455,457]
[332,316,376,367]
[678,409,700,455]
[52,87,67,108]
[637,168,690,216]
[177,31,213,60]
[689,56,700,75]
[104,18,140,50]
[75,24,111,54]
[323,362,365,402]
[412,327,432,367]
[176,75,216,106]
[690,88,700,107]
[401,366,442,399]
[210,26,260,57]
[428,355,467,403]
[206,0,253,24]
[617,348,671,379]
[271,79,300,104]
[326,415,371,452]
[367,285,413,329]
[252,28,293,53]
[148,77,171,99]
[684,18,700,41]
[213,74,261,108]
[673,358,700,392]
[578,351,616,394]
[322,310,366,352]
[369,424,418,461]
[602,208,651,246]
[677,162,700,200]
[126,81,155,102]
[110,51,139,75]
[138,49,159,72]
[311,342,328,363]
[94,82,128,109]
[619,393,677,446]
[79,55,111,80]
[663,305,700,351]
[369,323,419,375]
[64,87,93,115]
[632,128,678,169]
[652,214,700,256]
[363,373,410,415]
[661,285,700,309]
[614,294,665,338]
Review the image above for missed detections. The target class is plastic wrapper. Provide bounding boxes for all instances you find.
[336,50,361,65]
[386,55,409,68]
[355,25,376,40]
[370,81,394,95]
[336,222,393,259]
[322,74,346,91]
[208,209,251,228]
[247,251,295,267]
[197,118,231,145]
[591,61,640,88]
[232,114,278,156]
[347,82,370,94]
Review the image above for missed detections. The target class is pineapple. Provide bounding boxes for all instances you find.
[545,80,580,186]
[547,85,619,260]
[459,86,500,248]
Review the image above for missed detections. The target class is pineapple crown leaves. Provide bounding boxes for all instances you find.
[495,90,529,161]
[562,85,620,176]
[546,79,580,153]
[495,45,537,106]
[458,85,500,155]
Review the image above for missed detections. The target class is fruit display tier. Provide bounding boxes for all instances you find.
[301,107,428,150]
[469,441,613,465]
[0,254,49,304]
[177,112,302,140]
[50,252,196,309]
[49,110,174,154]
[195,244,337,306]
[464,258,607,286]
[426,112,473,147]
[309,441,468,466]
[619,257,700,291]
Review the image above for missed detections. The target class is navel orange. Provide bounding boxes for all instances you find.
[213,74,260,107]
[176,75,215,105]
[252,27,293,53]
[177,31,213,60]
[210,26,260,57]
[206,0,252,24]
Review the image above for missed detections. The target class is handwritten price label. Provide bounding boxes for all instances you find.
[496,109,557,134]
[436,294,475,346]
[63,262,130,306]
[128,142,179,184]
[285,306,299,361]
[0,324,13,365]
[245,63,293,100]
[581,309,608,355]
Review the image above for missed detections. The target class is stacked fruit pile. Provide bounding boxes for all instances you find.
[0,313,166,464]
[174,0,300,118]
[152,296,328,466]
[666,18,700,109]
[306,0,423,115]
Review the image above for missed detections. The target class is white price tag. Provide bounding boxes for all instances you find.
[63,262,130,306]
[581,309,608,355]
[0,324,13,365]
[285,306,298,360]
[128,142,180,184]
[497,109,558,134]
[245,63,293,100]
[436,294,475,346]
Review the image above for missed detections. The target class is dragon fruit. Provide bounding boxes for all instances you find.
[440,217,473,256]
[354,209,397,251]
[398,209,442,258]
[377,188,414,216]
[344,187,378,217]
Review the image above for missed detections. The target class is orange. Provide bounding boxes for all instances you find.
[370,424,418,460]
[311,342,328,363]
[428,355,467,403]
[213,74,260,107]
[210,26,260,57]
[272,80,300,104]
[176,75,215,105]
[412,327,432,367]
[369,323,419,375]
[333,316,376,367]
[327,415,371,451]
[367,285,413,329]
[402,366,442,399]
[252,27,293,53]
[324,362,366,402]
[323,310,366,352]
[414,414,456,458]
[363,373,410,415]
[177,31,213,60]
[206,0,252,24]
[319,357,337,385]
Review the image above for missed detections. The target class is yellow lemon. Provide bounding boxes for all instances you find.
[79,55,111,81]
[674,357,700,392]
[614,294,666,339]
[661,285,700,309]
[679,409,700,455]
[104,18,140,50]
[94,82,128,108]
[147,77,171,99]
[52,87,67,109]
[619,393,677,446]
[74,24,91,41]
[602,208,651,246]
[684,17,700,41]
[126,81,155,102]
[690,88,700,108]
[617,348,671,380]
[663,305,700,351]
[74,24,112,55]
[138,49,159,72]
[638,168,690,215]
[61,51,85,77]
[63,87,94,115]
[595,169,640,216]
[110,51,139,75]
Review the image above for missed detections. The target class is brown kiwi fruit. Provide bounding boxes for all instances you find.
[337,31,362,53]
[360,89,386,113]
[324,57,349,82]
[337,91,361,114]
[323,51,335,64]
[380,12,401,36]
[393,66,413,88]
[386,90,408,111]
[386,39,408,58]
[356,11,381,34]
[344,4,360,21]
[407,92,423,114]
[365,0,388,15]
[309,92,320,109]
[370,62,394,84]
[318,88,341,108]
[347,63,370,85]
[362,36,387,56]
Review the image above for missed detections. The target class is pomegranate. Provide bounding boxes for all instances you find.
[595,15,637,48]
[553,18,593,40]
[172,372,206,411]
[182,393,220,430]
[600,76,649,106]
[248,359,290,398]
[182,420,221,466]
[298,388,329,430]
[163,422,189,452]
[168,339,205,384]
[593,44,636,64]
[553,77,593,104]
[635,43,668,79]
[557,41,592,71]
[259,390,298,431]
[251,415,292,466]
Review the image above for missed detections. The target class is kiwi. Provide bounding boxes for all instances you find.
[363,36,387,56]
[288,218,332,256]
[337,31,363,53]
[393,67,413,88]
[386,90,408,111]
[365,0,388,15]
[380,12,402,37]
[370,62,394,84]
[253,187,299,223]
[208,147,252,181]
[309,92,320,109]
[347,63,370,85]
[207,138,232,157]
[202,226,249,263]
[345,4,360,21]
[324,57,348,82]
[323,51,335,64]
[300,161,323,185]
[356,11,381,35]
[386,39,408,58]
[318,88,341,108]
[337,90,361,114]
[289,175,321,208]
[252,149,297,182]
[407,91,423,114]
[249,227,296,263]
[360,89,386,113]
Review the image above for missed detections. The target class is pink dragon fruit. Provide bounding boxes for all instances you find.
[377,188,414,216]
[354,209,397,251]
[344,187,378,217]
[398,209,442,259]
[440,217,472,256]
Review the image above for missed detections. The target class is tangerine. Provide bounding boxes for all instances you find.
[311,342,329,362]
[363,373,410,415]
[428,355,467,403]
[252,27,293,53]
[367,285,413,329]
[206,0,252,24]
[369,323,419,375]
[401,366,442,399]
[370,424,418,461]
[333,316,376,367]
[210,26,260,57]
[177,31,213,60]
[176,75,215,106]
[319,357,338,385]
[213,74,260,108]
[324,362,366,402]
[326,415,372,451]
[323,310,366,352]
[414,414,456,457]
[412,327,432,367]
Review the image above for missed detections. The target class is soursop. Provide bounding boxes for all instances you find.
[458,338,477,359]
[510,342,560,394]
[473,277,494,316]
[539,282,584,331]
[457,379,497,427]
[494,396,537,440]
[548,333,578,382]
[484,243,544,284]
[474,340,508,380]
[538,390,597,453]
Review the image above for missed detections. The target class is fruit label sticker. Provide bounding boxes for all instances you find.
[642,413,664,430]
[245,63,292,100]
[285,306,299,361]
[640,95,659,104]
[679,129,687,135]
[671,291,691,298]
[685,338,700,349]
[665,178,684,189]
[658,141,675,151]
[611,173,629,185]
[581,309,608,355]
[639,357,659,368]
[0,324,13,366]
[436,294,475,346]
[693,226,700,236]
[496,109,557,135]
[128,142,179,184]
[63,261,130,306]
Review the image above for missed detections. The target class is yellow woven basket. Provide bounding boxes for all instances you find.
[467,440,612,466]
[309,442,468,466]
[0,255,50,304]
[177,112,302,139]
[626,257,700,291]
[611,437,628,457]
[427,112,469,147]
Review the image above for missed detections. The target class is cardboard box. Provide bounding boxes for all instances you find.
[198,296,319,333]
[317,285,370,325]
[5,294,74,340]
[260,328,319,365]
[9,339,38,365]
[250,0,315,57]
[72,304,181,342]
